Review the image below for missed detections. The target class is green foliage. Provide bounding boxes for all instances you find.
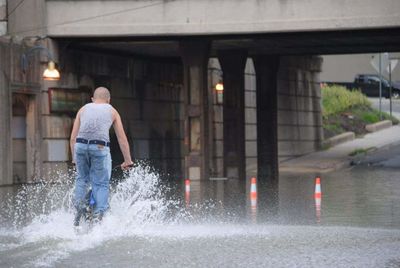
[359,110,380,124]
[348,147,376,156]
[322,85,399,139]
[323,123,344,136]
[353,107,400,125]
[322,85,371,117]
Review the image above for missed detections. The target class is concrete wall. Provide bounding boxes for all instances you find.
[7,0,46,37]
[7,0,400,37]
[242,56,323,164]
[209,56,323,175]
[0,0,6,35]
[277,56,323,161]
[321,53,400,83]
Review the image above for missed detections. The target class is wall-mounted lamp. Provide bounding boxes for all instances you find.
[215,81,224,104]
[22,45,60,81]
[215,82,224,92]
[209,67,223,104]
[42,61,60,80]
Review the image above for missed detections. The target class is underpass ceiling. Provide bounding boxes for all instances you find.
[62,28,400,58]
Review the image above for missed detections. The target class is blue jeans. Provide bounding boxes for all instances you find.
[73,143,111,214]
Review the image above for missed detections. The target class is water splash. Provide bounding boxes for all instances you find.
[0,163,189,266]
[0,169,75,229]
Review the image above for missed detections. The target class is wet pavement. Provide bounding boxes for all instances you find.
[355,142,400,169]
[1,161,400,267]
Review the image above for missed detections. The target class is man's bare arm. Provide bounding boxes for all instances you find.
[70,108,83,163]
[112,108,133,168]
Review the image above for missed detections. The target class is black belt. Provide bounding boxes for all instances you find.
[76,138,110,147]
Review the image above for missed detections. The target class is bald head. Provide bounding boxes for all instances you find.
[93,87,110,103]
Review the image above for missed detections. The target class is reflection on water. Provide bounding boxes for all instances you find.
[179,167,400,228]
[1,164,400,267]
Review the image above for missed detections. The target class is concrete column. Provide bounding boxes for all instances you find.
[0,0,6,36]
[253,55,280,214]
[26,94,42,182]
[179,41,210,181]
[218,50,247,180]
[0,57,12,185]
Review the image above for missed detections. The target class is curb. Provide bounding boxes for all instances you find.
[322,132,355,148]
[281,124,400,174]
[365,120,392,132]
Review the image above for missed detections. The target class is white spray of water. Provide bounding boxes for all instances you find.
[0,163,216,267]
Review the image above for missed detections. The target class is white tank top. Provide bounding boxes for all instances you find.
[77,103,113,142]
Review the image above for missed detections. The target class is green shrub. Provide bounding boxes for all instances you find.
[348,147,376,156]
[361,111,380,124]
[322,85,371,117]
[353,107,400,125]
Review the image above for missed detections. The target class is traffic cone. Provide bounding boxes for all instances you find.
[250,177,257,223]
[314,177,322,223]
[314,177,322,199]
[184,179,190,207]
[250,177,257,209]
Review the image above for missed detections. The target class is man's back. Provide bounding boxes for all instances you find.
[78,103,113,142]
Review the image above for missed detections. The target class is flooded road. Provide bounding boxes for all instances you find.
[1,163,400,267]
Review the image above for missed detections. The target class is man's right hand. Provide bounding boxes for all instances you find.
[121,161,134,170]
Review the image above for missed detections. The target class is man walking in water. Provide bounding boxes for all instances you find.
[70,87,133,227]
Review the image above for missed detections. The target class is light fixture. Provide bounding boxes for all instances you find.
[215,81,224,104]
[42,61,60,80]
[22,45,60,81]
[215,82,224,92]
[210,67,223,104]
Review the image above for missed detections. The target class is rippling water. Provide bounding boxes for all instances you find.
[1,164,400,267]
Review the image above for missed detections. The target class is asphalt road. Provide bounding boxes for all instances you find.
[355,96,400,168]
[346,97,400,168]
[369,97,400,119]
[355,142,400,168]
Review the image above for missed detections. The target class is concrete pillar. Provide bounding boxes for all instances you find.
[218,50,247,180]
[179,41,210,181]
[26,94,42,182]
[0,0,6,36]
[253,55,280,214]
[0,57,12,185]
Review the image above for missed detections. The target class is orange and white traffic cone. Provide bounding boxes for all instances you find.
[250,177,257,209]
[314,177,322,223]
[185,179,190,207]
[250,177,257,222]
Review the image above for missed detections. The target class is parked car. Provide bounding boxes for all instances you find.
[353,74,400,98]
[323,74,400,98]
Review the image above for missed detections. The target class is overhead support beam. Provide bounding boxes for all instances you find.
[253,55,280,213]
[180,41,211,181]
[218,50,247,180]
